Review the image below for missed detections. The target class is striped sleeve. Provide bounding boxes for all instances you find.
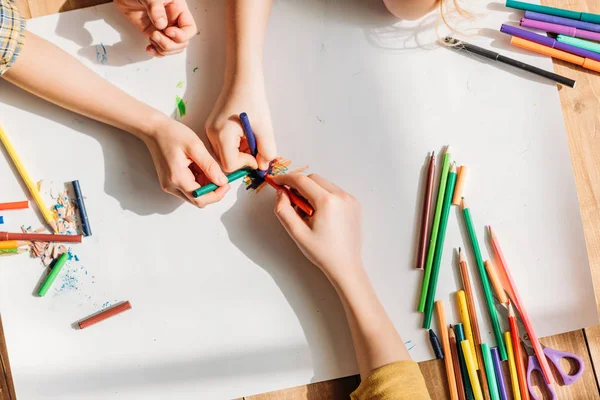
[0,0,25,75]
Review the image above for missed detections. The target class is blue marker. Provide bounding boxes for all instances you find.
[72,180,91,236]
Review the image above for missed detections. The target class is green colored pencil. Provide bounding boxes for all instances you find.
[38,252,68,297]
[462,199,507,360]
[418,145,452,312]
[0,248,18,254]
[481,344,500,400]
[423,163,457,328]
[192,168,251,198]
[557,35,600,54]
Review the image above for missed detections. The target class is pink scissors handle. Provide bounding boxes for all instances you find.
[527,355,557,400]
[543,346,585,385]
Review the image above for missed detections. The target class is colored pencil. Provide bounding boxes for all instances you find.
[0,125,57,233]
[520,18,600,42]
[491,347,509,400]
[504,331,522,400]
[444,37,576,88]
[455,324,475,400]
[38,253,68,296]
[457,290,477,370]
[72,180,91,237]
[0,232,82,243]
[452,166,469,206]
[525,10,600,33]
[417,152,436,269]
[429,329,444,359]
[78,301,132,329]
[509,303,530,400]
[419,145,451,311]
[490,227,552,385]
[501,24,600,62]
[511,36,600,73]
[450,326,468,400]
[0,201,28,211]
[0,240,28,249]
[505,0,600,23]
[461,340,484,400]
[423,164,458,328]
[484,260,508,305]
[458,249,490,397]
[264,175,314,216]
[462,200,507,360]
[558,35,600,54]
[0,216,3,225]
[436,301,459,400]
[481,344,500,400]
[192,169,251,198]
[0,248,20,254]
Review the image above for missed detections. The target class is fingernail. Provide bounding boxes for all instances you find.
[152,32,161,42]
[156,17,166,27]
[217,175,228,185]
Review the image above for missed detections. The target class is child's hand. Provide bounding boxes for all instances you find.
[143,117,229,207]
[115,0,197,57]
[205,78,276,172]
[272,173,364,282]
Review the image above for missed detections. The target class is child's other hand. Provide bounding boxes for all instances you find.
[272,173,364,282]
[205,78,276,172]
[143,117,229,207]
[115,0,197,57]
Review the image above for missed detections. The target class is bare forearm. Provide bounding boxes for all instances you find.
[224,0,273,81]
[331,266,410,378]
[3,31,164,139]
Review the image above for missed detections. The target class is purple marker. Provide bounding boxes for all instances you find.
[525,11,600,33]
[520,18,600,42]
[501,24,600,62]
[491,347,509,400]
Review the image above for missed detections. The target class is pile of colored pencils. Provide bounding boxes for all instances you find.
[416,145,551,400]
[502,0,600,75]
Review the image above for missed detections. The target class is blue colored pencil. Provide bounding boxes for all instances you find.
[72,180,91,237]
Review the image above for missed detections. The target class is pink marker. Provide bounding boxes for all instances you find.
[521,17,600,42]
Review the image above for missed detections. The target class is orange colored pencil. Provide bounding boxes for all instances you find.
[0,240,28,250]
[0,201,29,211]
[449,326,467,400]
[489,226,553,385]
[485,260,508,305]
[458,249,490,398]
[509,302,530,400]
[452,166,469,205]
[436,300,459,400]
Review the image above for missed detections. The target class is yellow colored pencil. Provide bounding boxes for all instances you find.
[0,240,28,249]
[457,290,478,370]
[0,124,57,233]
[461,340,484,400]
[504,331,522,400]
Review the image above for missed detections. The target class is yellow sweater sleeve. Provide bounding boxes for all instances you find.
[351,361,430,400]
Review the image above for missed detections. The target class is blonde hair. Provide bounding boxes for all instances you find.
[438,0,477,39]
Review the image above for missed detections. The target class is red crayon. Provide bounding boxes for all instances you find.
[78,301,132,329]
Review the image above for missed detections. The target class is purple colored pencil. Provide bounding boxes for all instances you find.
[520,18,600,42]
[501,24,600,62]
[491,347,509,400]
[525,11,600,33]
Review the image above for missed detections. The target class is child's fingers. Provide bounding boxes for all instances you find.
[256,137,277,171]
[145,44,164,58]
[150,31,188,53]
[178,174,230,208]
[187,144,229,186]
[220,134,258,173]
[274,190,311,239]
[144,0,168,30]
[272,173,327,206]
[164,23,196,44]
[306,174,344,195]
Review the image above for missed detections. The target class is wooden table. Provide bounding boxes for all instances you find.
[4,0,600,398]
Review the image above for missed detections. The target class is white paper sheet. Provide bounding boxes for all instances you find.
[0,1,596,398]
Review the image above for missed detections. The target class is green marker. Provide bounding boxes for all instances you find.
[557,35,600,54]
[463,200,507,360]
[422,164,457,328]
[418,145,452,312]
[481,344,501,400]
[505,0,581,20]
[192,168,251,198]
[38,253,68,297]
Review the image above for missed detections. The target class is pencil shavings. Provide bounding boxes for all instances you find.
[243,157,308,193]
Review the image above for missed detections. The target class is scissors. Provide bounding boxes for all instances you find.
[496,304,584,399]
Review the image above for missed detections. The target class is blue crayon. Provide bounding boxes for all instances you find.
[239,112,266,178]
[72,180,91,236]
[0,216,3,224]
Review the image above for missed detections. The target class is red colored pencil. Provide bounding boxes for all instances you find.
[0,232,82,243]
[416,152,435,269]
[0,201,29,211]
[78,301,132,329]
[264,175,314,216]
[490,226,553,385]
[509,301,530,400]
